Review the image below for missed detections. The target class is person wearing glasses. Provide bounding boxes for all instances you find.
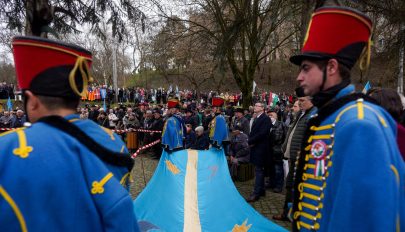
[246,102,272,202]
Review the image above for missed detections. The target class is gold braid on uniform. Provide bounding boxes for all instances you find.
[291,93,378,231]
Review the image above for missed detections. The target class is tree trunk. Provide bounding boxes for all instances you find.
[299,1,316,48]
[25,0,35,35]
[241,85,252,109]
[398,22,404,95]
[25,0,52,37]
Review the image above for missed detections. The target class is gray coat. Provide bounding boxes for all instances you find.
[232,116,250,135]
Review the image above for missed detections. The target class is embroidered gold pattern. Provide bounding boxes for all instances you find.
[310,124,334,131]
[307,134,332,143]
[13,129,33,158]
[91,172,114,194]
[0,186,27,232]
[356,99,364,119]
[101,126,115,140]
[299,192,324,201]
[297,221,320,230]
[296,100,390,231]
[299,202,323,211]
[296,120,335,231]
[304,164,316,170]
[120,172,130,186]
[302,173,325,181]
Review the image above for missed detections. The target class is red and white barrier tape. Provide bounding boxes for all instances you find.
[113,128,162,134]
[0,128,16,131]
[131,139,161,158]
[0,127,162,133]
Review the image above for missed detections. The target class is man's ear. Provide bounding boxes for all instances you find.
[327,59,339,75]
[24,90,40,111]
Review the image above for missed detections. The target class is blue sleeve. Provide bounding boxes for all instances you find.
[104,195,140,232]
[328,119,403,231]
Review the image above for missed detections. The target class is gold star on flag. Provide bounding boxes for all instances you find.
[232,219,252,232]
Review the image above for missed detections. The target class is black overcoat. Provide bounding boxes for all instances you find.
[248,113,271,166]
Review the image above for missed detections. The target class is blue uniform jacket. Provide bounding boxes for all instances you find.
[162,114,185,151]
[292,85,405,232]
[0,114,139,232]
[209,114,229,148]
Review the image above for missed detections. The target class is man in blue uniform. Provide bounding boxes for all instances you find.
[161,98,185,152]
[209,96,229,149]
[0,36,139,231]
[290,6,404,232]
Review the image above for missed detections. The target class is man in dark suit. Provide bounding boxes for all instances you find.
[246,102,272,202]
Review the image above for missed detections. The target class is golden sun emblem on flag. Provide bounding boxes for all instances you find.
[232,219,252,232]
[165,160,180,174]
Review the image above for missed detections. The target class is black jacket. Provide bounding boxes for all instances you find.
[191,133,210,150]
[248,113,271,166]
[282,107,316,159]
[269,120,286,162]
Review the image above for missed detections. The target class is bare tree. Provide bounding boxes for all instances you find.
[149,0,299,107]
[0,0,145,41]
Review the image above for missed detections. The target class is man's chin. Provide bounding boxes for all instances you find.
[301,86,316,97]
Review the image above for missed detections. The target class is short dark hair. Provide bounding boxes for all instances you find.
[368,88,403,122]
[37,95,80,111]
[312,59,351,80]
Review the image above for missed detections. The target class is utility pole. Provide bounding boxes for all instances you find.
[398,22,404,95]
[112,36,118,103]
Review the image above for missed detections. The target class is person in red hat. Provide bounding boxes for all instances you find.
[290,6,404,232]
[161,98,186,152]
[0,36,139,231]
[209,96,229,149]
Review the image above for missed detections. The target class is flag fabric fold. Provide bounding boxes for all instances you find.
[133,149,287,232]
[362,81,371,94]
[6,97,12,111]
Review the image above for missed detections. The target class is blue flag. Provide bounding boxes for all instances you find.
[362,81,371,94]
[100,88,106,99]
[6,97,12,111]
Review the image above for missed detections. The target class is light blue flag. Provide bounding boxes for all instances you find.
[6,96,12,111]
[362,81,371,94]
[168,85,173,94]
[133,148,287,232]
[103,99,107,112]
[100,88,107,99]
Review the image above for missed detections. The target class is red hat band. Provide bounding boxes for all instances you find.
[291,7,372,70]
[212,97,224,107]
[12,36,92,98]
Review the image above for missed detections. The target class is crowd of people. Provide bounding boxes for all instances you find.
[0,82,15,99]
[0,109,27,128]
